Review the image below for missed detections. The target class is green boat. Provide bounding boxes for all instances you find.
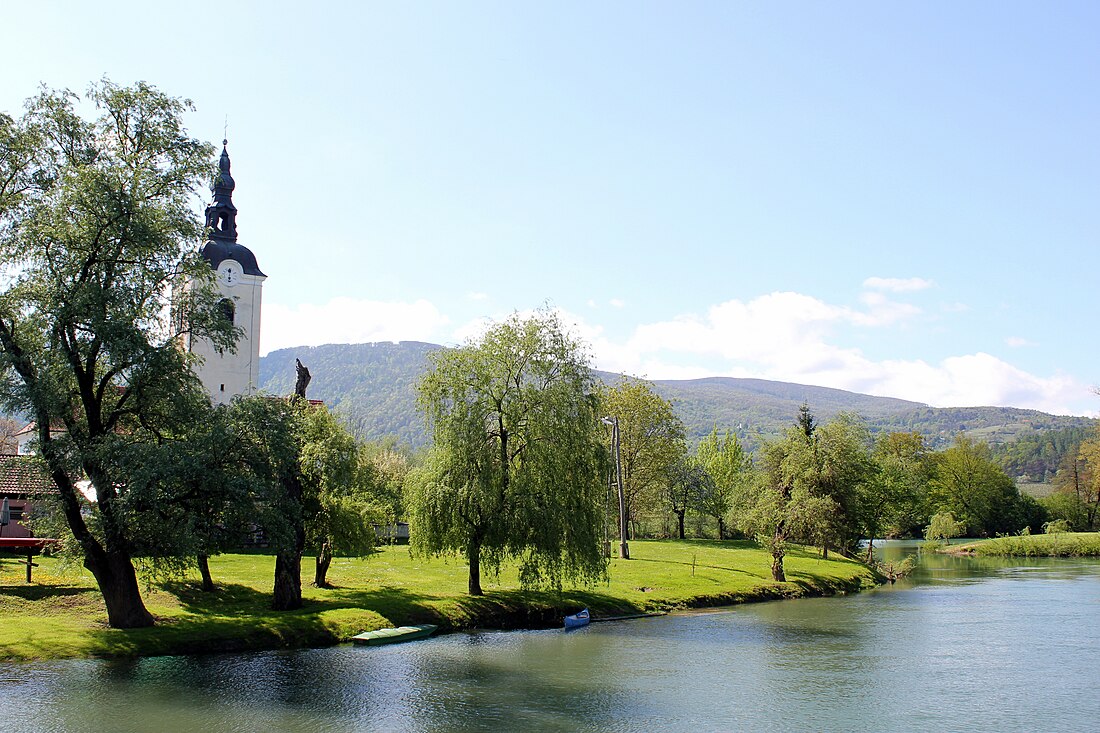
[351,624,438,646]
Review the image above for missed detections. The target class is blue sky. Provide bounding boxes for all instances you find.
[4,2,1098,414]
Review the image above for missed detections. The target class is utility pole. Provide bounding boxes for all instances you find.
[601,416,630,560]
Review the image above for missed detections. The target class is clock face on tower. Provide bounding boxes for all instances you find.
[218,260,241,287]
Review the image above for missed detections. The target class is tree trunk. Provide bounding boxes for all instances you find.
[84,546,156,628]
[273,547,303,610]
[676,510,686,540]
[314,540,333,588]
[822,545,829,560]
[273,471,305,611]
[771,551,786,582]
[197,554,215,592]
[717,516,726,540]
[771,523,786,582]
[274,367,309,610]
[49,448,154,628]
[468,539,483,595]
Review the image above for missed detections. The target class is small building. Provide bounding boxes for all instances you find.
[374,522,410,544]
[0,454,56,539]
[13,422,37,456]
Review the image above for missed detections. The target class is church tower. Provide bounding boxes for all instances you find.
[189,141,266,405]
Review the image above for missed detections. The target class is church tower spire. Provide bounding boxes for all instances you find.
[191,139,268,405]
[205,140,238,241]
[200,140,264,277]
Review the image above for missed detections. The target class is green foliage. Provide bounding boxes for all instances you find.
[361,441,412,524]
[298,403,382,559]
[742,422,820,580]
[924,511,966,543]
[259,342,436,448]
[664,456,712,539]
[695,427,752,538]
[865,431,931,544]
[1043,519,1070,534]
[928,436,1046,536]
[741,409,878,577]
[409,309,608,594]
[1045,434,1100,530]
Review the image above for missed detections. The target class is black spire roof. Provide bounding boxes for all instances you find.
[201,140,265,276]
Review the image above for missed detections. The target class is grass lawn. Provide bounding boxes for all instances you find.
[0,539,879,661]
[949,532,1100,557]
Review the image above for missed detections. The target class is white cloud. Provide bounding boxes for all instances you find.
[1005,336,1034,348]
[609,298,626,308]
[466,291,490,302]
[863,276,934,292]
[854,291,921,326]
[261,297,449,354]
[577,291,1088,415]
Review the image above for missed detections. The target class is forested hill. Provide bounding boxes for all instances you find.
[258,342,1095,453]
[260,342,438,448]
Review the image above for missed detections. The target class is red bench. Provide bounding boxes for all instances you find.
[0,537,59,582]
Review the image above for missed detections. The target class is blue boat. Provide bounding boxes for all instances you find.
[564,608,590,629]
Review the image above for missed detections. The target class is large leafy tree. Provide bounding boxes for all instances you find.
[742,425,822,582]
[810,414,876,557]
[742,409,872,579]
[0,81,230,627]
[409,310,607,595]
[224,393,382,607]
[695,427,752,539]
[929,435,1044,536]
[1051,436,1100,530]
[664,456,711,540]
[119,399,289,593]
[600,379,686,538]
[863,431,930,558]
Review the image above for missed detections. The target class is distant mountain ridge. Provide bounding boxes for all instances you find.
[259,341,1094,452]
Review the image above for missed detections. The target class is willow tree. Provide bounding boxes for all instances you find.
[409,310,607,595]
[0,81,230,627]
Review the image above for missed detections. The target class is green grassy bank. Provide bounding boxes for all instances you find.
[949,532,1100,557]
[0,540,880,661]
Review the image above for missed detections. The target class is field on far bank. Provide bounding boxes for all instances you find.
[0,539,879,662]
[949,532,1100,557]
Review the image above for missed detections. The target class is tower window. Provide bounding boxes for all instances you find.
[218,298,235,325]
[220,384,225,392]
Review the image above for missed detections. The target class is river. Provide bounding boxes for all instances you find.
[4,543,1099,732]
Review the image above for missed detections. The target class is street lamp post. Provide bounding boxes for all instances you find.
[601,416,630,560]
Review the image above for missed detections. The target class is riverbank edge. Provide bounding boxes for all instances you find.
[3,559,882,662]
[135,572,878,660]
[943,531,1100,557]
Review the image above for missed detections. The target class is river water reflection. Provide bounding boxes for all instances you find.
[6,543,1100,732]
